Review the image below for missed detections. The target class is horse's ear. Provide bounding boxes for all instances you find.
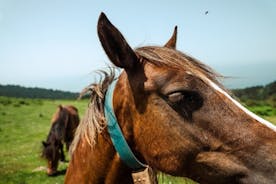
[97,12,138,69]
[164,26,177,49]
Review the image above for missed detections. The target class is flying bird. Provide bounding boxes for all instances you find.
[205,11,209,15]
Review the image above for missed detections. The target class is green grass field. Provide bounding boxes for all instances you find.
[0,97,88,184]
[0,96,275,184]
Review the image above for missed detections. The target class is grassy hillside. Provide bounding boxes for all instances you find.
[0,96,275,184]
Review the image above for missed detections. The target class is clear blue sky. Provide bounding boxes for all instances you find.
[0,0,275,92]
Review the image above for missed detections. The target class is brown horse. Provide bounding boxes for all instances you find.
[42,105,79,176]
[65,13,276,184]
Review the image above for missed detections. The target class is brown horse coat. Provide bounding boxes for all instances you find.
[65,13,276,184]
[42,105,79,176]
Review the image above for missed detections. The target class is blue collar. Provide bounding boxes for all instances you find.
[104,79,146,170]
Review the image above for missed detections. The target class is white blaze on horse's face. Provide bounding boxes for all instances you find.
[203,76,276,132]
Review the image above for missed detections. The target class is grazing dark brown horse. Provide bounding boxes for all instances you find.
[42,105,79,176]
[65,13,276,184]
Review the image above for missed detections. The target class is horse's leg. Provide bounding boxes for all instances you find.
[60,143,65,161]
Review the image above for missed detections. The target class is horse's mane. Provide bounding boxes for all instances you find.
[136,46,225,90]
[70,46,225,154]
[70,70,116,154]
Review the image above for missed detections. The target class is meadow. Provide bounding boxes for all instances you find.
[0,96,275,184]
[0,97,87,184]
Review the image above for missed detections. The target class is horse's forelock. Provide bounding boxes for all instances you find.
[135,46,226,91]
[70,69,116,154]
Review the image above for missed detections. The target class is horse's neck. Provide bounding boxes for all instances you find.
[65,132,133,184]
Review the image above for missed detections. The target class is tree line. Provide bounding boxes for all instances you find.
[0,84,79,99]
[0,81,275,100]
[232,81,276,101]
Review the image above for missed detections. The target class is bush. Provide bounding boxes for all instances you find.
[248,105,276,117]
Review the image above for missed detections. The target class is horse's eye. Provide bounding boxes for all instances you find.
[167,92,184,103]
[165,90,203,119]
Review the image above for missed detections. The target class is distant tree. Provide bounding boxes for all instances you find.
[232,81,276,108]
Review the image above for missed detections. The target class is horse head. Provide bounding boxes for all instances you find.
[96,13,276,183]
[42,139,61,176]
